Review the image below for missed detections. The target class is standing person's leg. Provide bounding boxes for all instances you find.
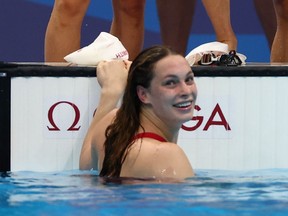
[271,0,288,62]
[202,0,237,50]
[156,0,197,55]
[253,0,277,49]
[45,0,90,62]
[110,0,146,60]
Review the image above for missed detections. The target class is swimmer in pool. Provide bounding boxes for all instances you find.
[80,45,197,179]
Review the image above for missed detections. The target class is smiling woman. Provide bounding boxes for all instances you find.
[79,45,197,179]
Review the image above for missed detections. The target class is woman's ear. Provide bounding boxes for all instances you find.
[136,85,150,104]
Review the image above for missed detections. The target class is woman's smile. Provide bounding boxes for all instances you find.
[173,101,193,109]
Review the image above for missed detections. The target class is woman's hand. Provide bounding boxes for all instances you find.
[97,60,132,94]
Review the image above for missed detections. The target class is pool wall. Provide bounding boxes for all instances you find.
[1,64,288,172]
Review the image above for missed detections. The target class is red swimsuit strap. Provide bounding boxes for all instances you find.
[132,132,167,142]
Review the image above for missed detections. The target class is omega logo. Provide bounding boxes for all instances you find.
[46,101,230,132]
[47,101,81,131]
[182,103,231,131]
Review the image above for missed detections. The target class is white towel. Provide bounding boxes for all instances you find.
[64,32,129,66]
[185,41,246,66]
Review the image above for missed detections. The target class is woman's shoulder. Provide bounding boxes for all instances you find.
[122,140,194,179]
[142,141,189,164]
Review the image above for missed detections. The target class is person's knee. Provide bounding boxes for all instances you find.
[116,0,145,19]
[54,0,90,19]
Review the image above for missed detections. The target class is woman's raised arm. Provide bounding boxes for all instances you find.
[79,60,131,170]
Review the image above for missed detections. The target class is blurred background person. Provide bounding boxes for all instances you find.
[45,0,145,62]
[253,0,277,50]
[254,0,288,62]
[156,0,238,55]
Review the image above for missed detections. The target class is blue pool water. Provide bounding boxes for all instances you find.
[1,169,288,216]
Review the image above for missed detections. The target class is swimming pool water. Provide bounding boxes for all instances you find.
[1,169,288,216]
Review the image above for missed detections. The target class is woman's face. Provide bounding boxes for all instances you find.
[143,54,197,127]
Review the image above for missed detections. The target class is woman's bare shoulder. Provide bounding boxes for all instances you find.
[122,140,194,179]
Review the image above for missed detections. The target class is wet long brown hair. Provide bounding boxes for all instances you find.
[99,45,178,177]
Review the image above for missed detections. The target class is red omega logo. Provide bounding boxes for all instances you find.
[47,101,81,131]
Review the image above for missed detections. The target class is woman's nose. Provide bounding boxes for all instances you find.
[179,82,191,95]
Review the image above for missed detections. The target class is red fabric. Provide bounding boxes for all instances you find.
[132,132,167,142]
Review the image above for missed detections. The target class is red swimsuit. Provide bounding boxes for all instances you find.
[132,132,167,142]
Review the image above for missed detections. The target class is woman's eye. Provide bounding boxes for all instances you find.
[185,76,194,84]
[165,80,177,86]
